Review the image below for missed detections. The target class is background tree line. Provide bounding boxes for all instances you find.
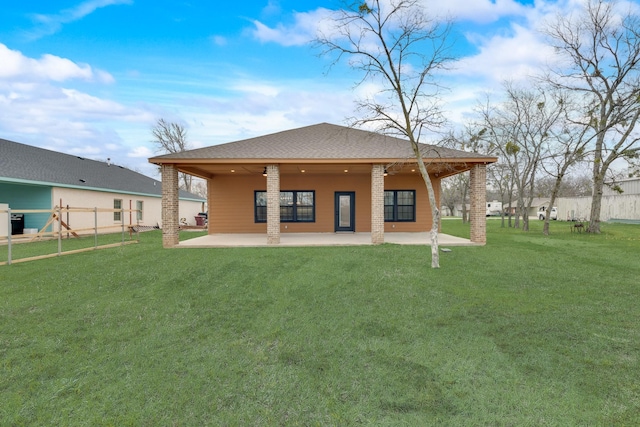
[152,0,640,267]
[443,0,640,234]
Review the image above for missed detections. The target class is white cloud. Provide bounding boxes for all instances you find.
[128,146,154,158]
[250,1,532,48]
[427,0,532,23]
[250,8,332,46]
[210,35,228,46]
[166,76,356,147]
[0,43,113,83]
[231,81,280,97]
[0,44,154,174]
[454,23,556,83]
[28,0,133,39]
[261,0,282,18]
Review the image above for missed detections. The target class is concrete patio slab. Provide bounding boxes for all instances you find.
[177,232,477,248]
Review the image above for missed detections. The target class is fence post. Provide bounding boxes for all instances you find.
[66,204,70,240]
[94,207,98,248]
[7,207,12,265]
[57,206,62,256]
[121,208,125,244]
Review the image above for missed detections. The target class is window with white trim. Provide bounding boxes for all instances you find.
[114,199,122,221]
[136,200,143,221]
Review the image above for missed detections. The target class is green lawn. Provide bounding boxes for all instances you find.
[1,221,639,425]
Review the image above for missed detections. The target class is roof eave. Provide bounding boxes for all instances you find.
[149,157,498,165]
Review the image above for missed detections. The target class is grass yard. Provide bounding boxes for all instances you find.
[1,221,639,425]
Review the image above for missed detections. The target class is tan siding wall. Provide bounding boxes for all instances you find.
[209,171,440,233]
[209,175,267,233]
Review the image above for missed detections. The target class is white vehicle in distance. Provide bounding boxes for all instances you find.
[538,206,558,220]
[486,201,503,217]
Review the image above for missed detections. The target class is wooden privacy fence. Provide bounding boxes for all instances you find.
[0,206,141,265]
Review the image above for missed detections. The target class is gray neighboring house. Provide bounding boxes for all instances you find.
[1,138,205,236]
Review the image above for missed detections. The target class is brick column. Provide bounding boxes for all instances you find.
[469,164,487,245]
[207,177,213,233]
[161,164,179,248]
[266,164,280,245]
[371,164,385,244]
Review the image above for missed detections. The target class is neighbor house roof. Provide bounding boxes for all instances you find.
[150,123,497,163]
[0,138,203,200]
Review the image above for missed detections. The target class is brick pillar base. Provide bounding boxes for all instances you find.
[161,164,179,248]
[266,164,280,244]
[371,164,385,244]
[469,164,487,245]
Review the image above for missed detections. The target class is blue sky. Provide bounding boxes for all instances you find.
[0,0,630,177]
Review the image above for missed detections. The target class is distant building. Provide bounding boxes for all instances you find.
[503,198,551,218]
[558,177,640,222]
[1,138,204,236]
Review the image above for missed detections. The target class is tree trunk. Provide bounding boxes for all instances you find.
[420,163,440,268]
[412,146,440,268]
[543,177,563,235]
[588,173,605,233]
[430,209,440,268]
[514,200,521,229]
[181,173,193,193]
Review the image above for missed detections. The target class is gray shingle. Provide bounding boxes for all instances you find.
[0,138,203,200]
[150,123,495,162]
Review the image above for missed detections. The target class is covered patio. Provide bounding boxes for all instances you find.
[178,231,476,248]
[149,123,498,248]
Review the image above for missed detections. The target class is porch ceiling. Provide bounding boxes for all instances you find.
[176,160,480,180]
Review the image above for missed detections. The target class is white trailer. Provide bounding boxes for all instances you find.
[486,201,503,217]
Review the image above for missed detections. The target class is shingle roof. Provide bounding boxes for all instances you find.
[150,123,496,162]
[0,138,203,200]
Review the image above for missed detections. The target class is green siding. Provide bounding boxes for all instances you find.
[0,182,52,230]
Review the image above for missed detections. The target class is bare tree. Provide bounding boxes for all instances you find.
[627,163,640,178]
[151,119,192,192]
[190,180,208,199]
[477,83,564,231]
[440,173,468,221]
[543,0,640,233]
[316,0,455,268]
[444,127,493,224]
[538,94,591,234]
[535,173,592,198]
[488,162,516,228]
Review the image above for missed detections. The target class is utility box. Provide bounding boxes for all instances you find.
[11,213,25,235]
